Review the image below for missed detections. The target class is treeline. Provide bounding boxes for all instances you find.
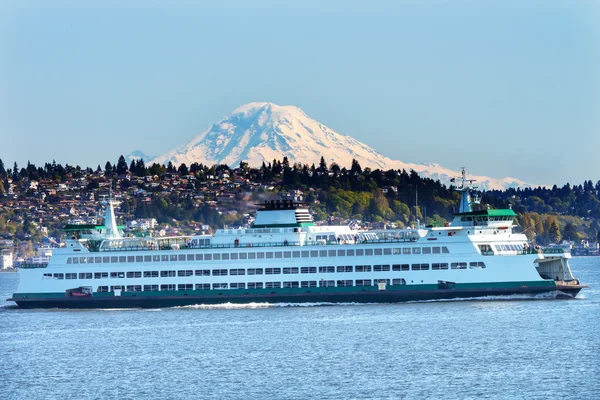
[2,156,600,243]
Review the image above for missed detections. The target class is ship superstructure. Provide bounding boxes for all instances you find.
[9,170,586,308]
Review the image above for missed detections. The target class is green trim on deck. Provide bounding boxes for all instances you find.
[454,209,517,217]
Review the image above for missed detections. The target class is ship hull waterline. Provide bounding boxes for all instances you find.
[9,284,584,309]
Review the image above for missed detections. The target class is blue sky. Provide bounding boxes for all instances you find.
[1,0,598,185]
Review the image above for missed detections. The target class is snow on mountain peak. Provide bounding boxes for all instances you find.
[150,102,531,190]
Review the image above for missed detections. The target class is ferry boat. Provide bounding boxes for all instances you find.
[8,170,586,308]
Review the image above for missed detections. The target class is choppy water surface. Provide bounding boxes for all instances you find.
[1,258,599,400]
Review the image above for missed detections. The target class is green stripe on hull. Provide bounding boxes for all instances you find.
[10,280,560,308]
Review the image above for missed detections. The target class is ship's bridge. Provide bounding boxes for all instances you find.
[451,209,516,229]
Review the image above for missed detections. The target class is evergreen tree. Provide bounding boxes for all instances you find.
[12,162,19,181]
[116,155,128,174]
[0,158,5,178]
[318,156,328,174]
[548,221,562,243]
[105,161,113,175]
[178,163,189,176]
[350,159,362,175]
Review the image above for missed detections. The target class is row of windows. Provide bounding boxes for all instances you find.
[65,246,451,265]
[45,262,486,280]
[95,278,409,292]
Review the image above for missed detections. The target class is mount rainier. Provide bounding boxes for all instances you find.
[148,102,528,190]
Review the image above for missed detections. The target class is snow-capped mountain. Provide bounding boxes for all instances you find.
[150,102,529,190]
[125,150,153,164]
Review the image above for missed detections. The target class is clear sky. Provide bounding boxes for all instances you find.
[1,0,598,186]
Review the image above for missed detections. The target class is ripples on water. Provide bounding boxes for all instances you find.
[1,258,599,400]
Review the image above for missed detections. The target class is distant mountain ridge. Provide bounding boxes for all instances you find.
[149,102,529,190]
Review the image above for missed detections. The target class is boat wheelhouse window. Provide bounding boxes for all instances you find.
[247,268,264,275]
[187,254,195,261]
[266,282,281,289]
[283,267,299,274]
[319,250,327,257]
[136,256,143,262]
[337,249,345,257]
[248,282,263,289]
[72,257,79,264]
[160,284,176,291]
[169,254,178,261]
[79,257,87,264]
[432,263,449,270]
[319,280,335,287]
[127,271,141,278]
[283,281,299,288]
[178,270,193,277]
[118,256,126,263]
[230,269,245,276]
[337,265,353,273]
[178,254,187,261]
[318,266,335,273]
[355,249,364,256]
[442,247,450,254]
[66,257,72,265]
[265,268,281,275]
[126,285,142,292]
[365,249,374,256]
[402,248,411,255]
[374,249,382,256]
[355,279,372,286]
[195,269,210,276]
[346,249,355,256]
[301,281,317,288]
[422,247,431,254]
[310,250,319,257]
[255,252,264,259]
[293,251,301,258]
[195,254,204,261]
[94,272,108,279]
[213,254,221,261]
[212,269,228,276]
[355,265,372,272]
[88,257,95,263]
[412,248,421,255]
[102,256,110,263]
[265,252,273,259]
[65,273,76,279]
[153,255,160,262]
[327,250,336,257]
[432,247,441,254]
[220,253,229,260]
[392,278,407,285]
[79,273,92,279]
[144,255,151,262]
[248,253,256,260]
[160,270,176,277]
[301,251,310,257]
[301,267,317,274]
[274,251,283,258]
[178,284,193,291]
[238,253,246,260]
[196,283,211,290]
[204,254,212,261]
[451,262,467,269]
[230,283,246,289]
[337,280,353,287]
[328,235,336,242]
[383,248,392,255]
[125,256,134,263]
[144,271,158,278]
[97,286,109,292]
[374,265,390,272]
[143,285,159,291]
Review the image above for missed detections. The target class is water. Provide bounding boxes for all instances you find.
[1,258,599,400]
